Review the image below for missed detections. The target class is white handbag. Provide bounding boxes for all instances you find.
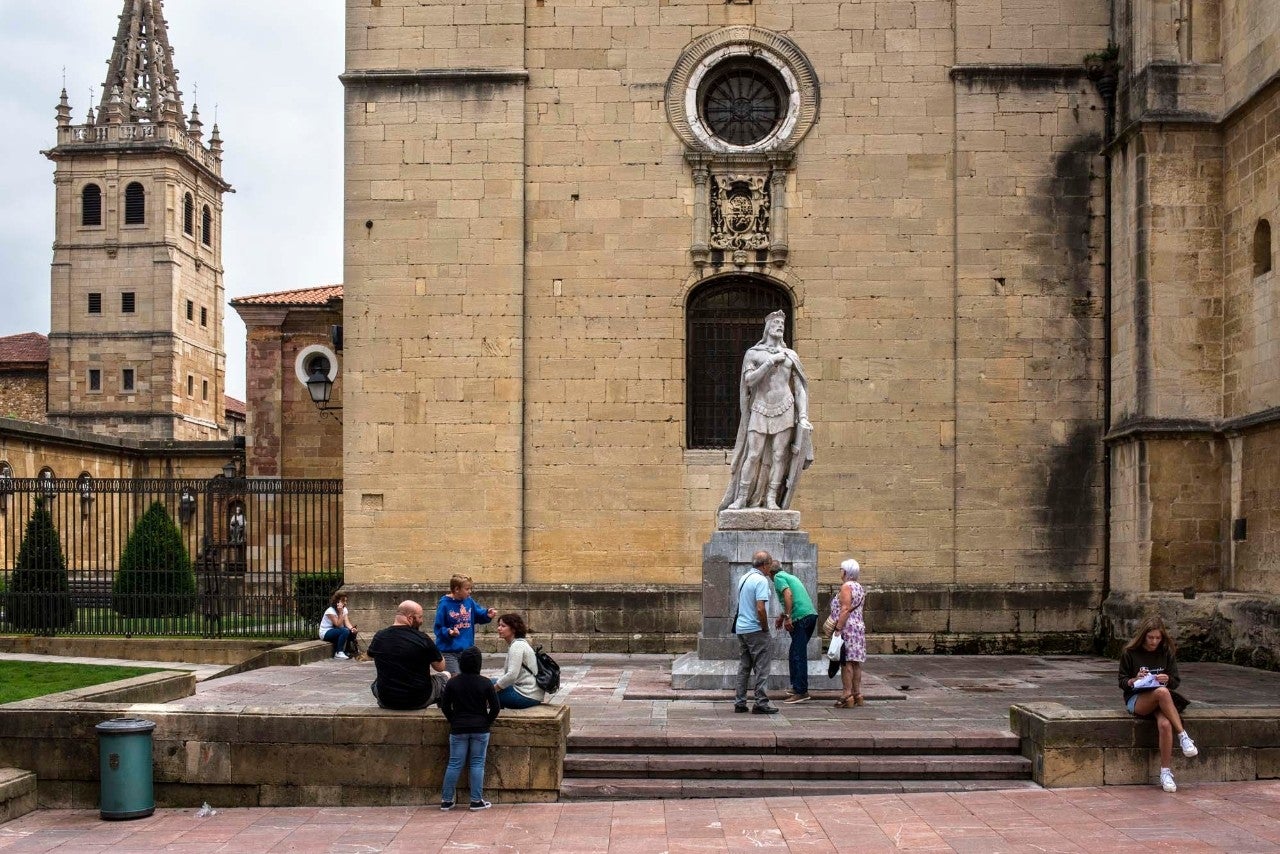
[826,633,844,661]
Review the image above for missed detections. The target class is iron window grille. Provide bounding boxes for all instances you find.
[686,277,793,448]
[698,60,787,147]
[88,293,102,314]
[121,292,136,313]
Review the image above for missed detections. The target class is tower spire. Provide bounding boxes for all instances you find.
[97,0,184,125]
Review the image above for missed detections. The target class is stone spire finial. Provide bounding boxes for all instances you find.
[209,122,223,160]
[97,0,184,125]
[56,89,72,127]
[188,102,203,141]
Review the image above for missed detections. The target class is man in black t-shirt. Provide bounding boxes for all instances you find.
[368,600,450,710]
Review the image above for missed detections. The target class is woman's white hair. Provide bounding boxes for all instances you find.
[840,558,860,581]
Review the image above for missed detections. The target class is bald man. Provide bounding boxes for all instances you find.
[368,600,450,710]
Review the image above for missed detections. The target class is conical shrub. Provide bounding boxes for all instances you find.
[3,499,75,630]
[112,501,196,618]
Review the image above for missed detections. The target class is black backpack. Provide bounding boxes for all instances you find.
[522,645,561,694]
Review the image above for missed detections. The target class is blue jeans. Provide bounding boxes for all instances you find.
[441,732,490,803]
[496,685,541,709]
[787,614,817,694]
[323,627,350,657]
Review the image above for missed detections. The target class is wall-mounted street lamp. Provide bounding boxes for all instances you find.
[296,345,340,419]
[306,357,336,409]
[179,487,197,523]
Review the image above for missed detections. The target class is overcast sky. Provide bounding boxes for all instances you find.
[0,1,345,401]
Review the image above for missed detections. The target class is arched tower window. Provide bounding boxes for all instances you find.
[1254,219,1272,277]
[201,205,212,246]
[82,184,102,226]
[687,277,793,448]
[124,182,146,225]
[183,192,194,236]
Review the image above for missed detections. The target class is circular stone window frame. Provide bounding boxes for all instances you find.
[667,27,819,154]
[294,344,338,387]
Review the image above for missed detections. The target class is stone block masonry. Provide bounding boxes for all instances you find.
[341,0,1116,650]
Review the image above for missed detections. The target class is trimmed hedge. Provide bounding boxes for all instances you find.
[111,502,197,618]
[2,499,76,630]
[295,572,343,625]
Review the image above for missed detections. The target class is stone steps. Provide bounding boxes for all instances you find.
[0,768,37,824]
[561,729,1034,801]
[566,753,1032,779]
[561,778,1041,800]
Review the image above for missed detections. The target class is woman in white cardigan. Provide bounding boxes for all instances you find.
[492,612,545,709]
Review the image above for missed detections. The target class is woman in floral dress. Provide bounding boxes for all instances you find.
[830,558,867,707]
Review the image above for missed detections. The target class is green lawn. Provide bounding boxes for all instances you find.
[0,660,163,704]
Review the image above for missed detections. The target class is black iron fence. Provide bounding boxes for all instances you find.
[0,475,342,638]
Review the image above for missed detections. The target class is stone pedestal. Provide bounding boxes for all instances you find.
[672,520,840,690]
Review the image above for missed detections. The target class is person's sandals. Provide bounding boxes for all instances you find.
[834,695,855,708]
[853,694,866,706]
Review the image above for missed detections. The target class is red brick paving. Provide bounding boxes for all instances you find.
[1,781,1277,853]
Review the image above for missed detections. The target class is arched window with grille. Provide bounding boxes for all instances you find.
[686,277,793,448]
[124,182,146,225]
[202,205,212,246]
[1255,219,1272,277]
[183,192,194,236]
[82,184,102,226]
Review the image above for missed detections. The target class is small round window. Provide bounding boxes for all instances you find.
[697,60,787,147]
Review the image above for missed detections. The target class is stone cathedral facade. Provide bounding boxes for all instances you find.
[336,0,1277,661]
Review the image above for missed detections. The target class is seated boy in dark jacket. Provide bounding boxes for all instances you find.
[438,646,500,811]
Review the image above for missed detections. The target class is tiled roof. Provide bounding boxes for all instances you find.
[231,285,343,308]
[0,332,50,365]
[224,396,246,418]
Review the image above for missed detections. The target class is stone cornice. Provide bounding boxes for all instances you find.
[0,416,237,456]
[340,68,528,87]
[950,64,1087,85]
[1105,407,1280,443]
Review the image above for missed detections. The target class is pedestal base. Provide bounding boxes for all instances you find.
[695,528,821,661]
[670,651,845,691]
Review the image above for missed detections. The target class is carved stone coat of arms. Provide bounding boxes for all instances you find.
[710,174,770,251]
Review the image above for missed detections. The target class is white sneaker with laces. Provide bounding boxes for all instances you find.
[1160,768,1176,793]
[334,651,349,660]
[1179,731,1198,757]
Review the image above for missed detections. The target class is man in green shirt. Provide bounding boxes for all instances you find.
[767,559,818,703]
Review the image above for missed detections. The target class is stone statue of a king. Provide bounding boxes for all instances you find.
[719,310,814,512]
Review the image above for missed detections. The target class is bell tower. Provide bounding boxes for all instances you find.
[44,0,232,440]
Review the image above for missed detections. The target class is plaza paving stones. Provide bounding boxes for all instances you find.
[0,782,1277,852]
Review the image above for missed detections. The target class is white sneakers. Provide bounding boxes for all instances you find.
[334,651,349,660]
[1157,732,1198,793]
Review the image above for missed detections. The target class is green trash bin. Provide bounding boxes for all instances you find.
[96,718,156,820]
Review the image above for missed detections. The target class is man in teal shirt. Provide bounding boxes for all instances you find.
[767,559,817,703]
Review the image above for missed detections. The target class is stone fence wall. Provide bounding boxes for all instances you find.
[0,673,569,808]
[347,582,1102,656]
[1010,702,1280,788]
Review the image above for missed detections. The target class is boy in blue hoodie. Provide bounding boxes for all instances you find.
[434,574,497,675]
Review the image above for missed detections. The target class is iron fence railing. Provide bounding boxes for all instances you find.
[0,475,342,638]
